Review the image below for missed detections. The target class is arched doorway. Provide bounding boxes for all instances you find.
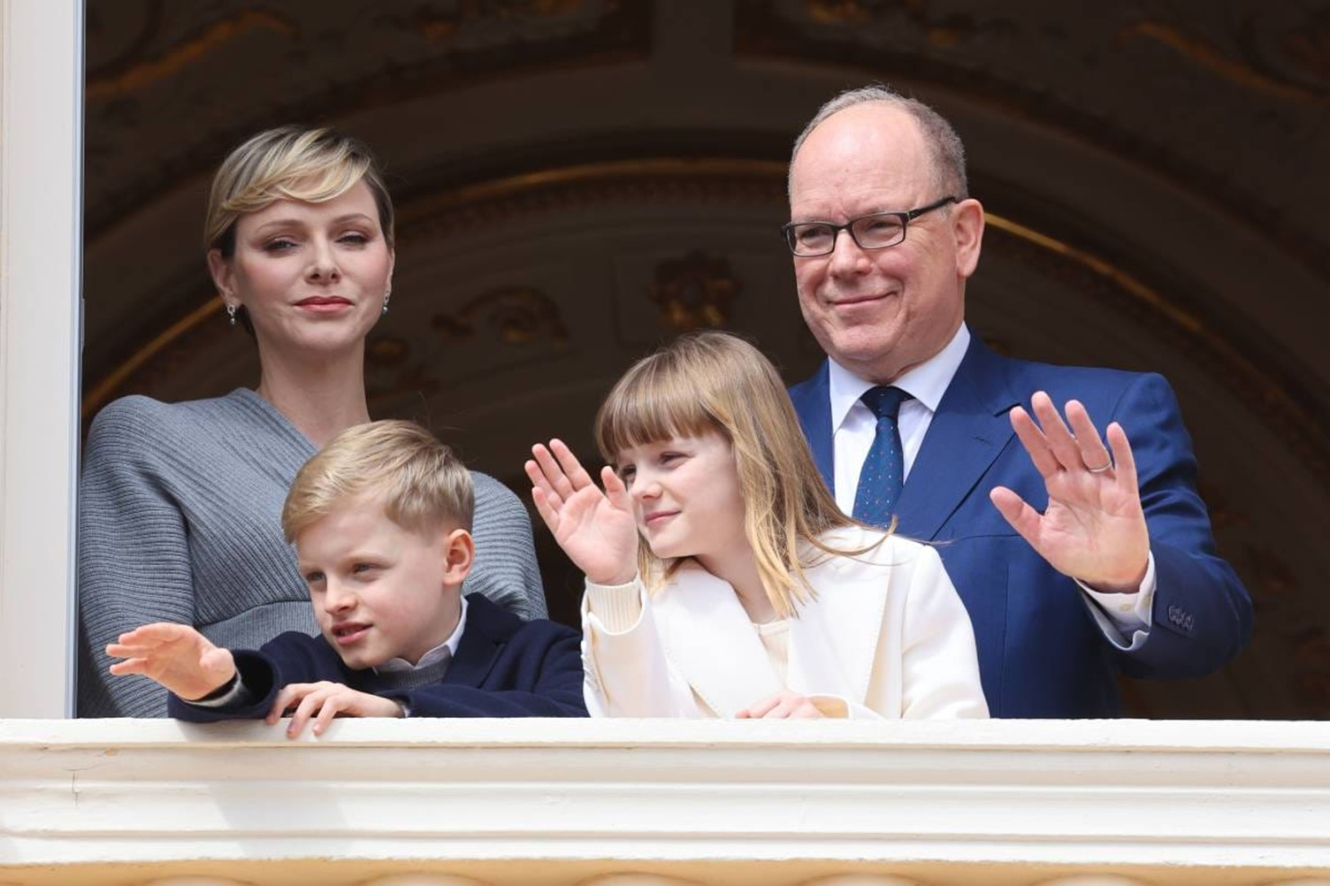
[82,0,1330,718]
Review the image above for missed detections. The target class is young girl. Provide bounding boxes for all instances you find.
[526,331,988,719]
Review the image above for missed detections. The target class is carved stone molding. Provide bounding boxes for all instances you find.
[143,879,252,886]
[1120,13,1330,102]
[1034,877,1150,886]
[362,876,486,886]
[647,250,742,332]
[801,876,919,886]
[580,876,701,886]
[399,160,788,239]
[431,285,569,347]
[87,8,299,100]
[84,0,653,237]
[3,719,1330,885]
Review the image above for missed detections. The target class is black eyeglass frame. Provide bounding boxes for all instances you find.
[781,195,959,257]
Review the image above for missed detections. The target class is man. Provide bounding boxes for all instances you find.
[785,86,1252,717]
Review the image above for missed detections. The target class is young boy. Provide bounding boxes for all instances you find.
[107,420,587,737]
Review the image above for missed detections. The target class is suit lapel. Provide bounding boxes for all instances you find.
[652,563,783,717]
[896,339,1020,541]
[789,362,835,490]
[441,595,509,687]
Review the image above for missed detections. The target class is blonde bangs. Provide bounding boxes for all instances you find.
[221,154,370,218]
[592,331,875,619]
[205,126,393,254]
[282,420,472,544]
[594,355,725,464]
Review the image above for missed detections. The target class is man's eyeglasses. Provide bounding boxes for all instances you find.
[781,196,958,257]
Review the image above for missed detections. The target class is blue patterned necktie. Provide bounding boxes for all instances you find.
[852,386,911,527]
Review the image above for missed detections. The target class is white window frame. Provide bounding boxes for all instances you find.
[0,0,83,717]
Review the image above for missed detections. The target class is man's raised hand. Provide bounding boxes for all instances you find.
[990,392,1150,593]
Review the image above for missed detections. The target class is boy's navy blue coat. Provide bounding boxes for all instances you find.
[169,594,588,721]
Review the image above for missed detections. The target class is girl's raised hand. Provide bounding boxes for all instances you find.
[526,439,639,586]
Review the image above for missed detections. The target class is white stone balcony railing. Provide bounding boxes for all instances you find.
[2,719,1329,885]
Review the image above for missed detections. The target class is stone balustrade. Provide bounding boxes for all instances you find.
[2,719,1329,885]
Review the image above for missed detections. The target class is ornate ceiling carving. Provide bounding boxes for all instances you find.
[84,0,650,237]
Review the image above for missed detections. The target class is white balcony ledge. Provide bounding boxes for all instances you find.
[2,718,1329,886]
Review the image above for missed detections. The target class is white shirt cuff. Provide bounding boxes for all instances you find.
[584,577,646,634]
[184,671,254,709]
[1077,552,1157,651]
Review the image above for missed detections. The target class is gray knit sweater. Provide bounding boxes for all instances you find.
[77,389,547,718]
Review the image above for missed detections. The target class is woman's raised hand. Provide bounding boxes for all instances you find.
[526,439,639,586]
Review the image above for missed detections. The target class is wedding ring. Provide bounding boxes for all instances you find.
[1086,461,1112,474]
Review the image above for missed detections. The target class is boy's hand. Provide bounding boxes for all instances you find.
[266,681,403,738]
[106,623,236,701]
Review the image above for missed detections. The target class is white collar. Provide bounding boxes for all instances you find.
[374,593,469,674]
[827,323,971,431]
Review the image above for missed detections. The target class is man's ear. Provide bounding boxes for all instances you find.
[441,528,475,587]
[207,249,238,310]
[952,197,985,279]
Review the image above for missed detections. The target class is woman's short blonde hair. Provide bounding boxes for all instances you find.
[594,331,876,618]
[205,125,394,258]
[282,420,472,544]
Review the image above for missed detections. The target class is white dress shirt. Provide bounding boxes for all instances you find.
[375,593,469,675]
[826,323,1155,648]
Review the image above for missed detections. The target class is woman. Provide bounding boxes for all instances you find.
[526,331,987,719]
[80,127,546,717]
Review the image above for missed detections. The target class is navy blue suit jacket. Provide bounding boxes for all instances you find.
[169,594,588,721]
[789,337,1253,718]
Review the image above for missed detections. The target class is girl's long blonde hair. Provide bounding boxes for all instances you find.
[594,331,883,618]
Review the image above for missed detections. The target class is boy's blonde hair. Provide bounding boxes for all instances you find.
[595,331,879,619]
[205,125,395,258]
[282,420,472,543]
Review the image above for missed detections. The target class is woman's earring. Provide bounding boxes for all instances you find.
[226,302,238,327]
[382,287,392,317]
